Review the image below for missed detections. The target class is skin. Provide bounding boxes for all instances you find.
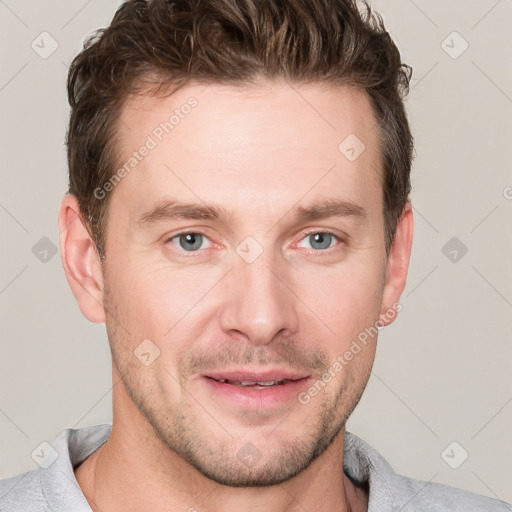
[59,80,413,512]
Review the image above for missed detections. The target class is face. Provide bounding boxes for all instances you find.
[94,81,401,486]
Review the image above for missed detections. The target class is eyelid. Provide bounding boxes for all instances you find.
[164,227,213,243]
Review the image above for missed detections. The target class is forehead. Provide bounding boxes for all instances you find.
[112,80,382,224]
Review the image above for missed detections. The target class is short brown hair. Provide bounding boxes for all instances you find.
[67,0,413,257]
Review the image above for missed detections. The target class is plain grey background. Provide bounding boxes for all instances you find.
[0,0,511,503]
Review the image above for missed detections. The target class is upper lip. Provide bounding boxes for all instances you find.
[203,369,310,382]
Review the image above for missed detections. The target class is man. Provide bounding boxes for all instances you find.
[0,0,509,510]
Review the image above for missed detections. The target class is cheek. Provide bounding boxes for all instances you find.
[108,259,195,321]
[308,263,384,349]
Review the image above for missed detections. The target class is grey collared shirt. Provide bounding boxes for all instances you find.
[0,423,510,511]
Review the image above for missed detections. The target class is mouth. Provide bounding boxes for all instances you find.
[200,370,312,409]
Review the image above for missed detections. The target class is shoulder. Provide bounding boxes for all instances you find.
[0,469,48,512]
[0,423,111,512]
[393,473,511,512]
[344,431,511,512]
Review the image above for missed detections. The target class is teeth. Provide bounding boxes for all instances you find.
[217,379,288,386]
[211,375,301,387]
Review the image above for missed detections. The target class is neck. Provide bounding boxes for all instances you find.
[75,381,367,512]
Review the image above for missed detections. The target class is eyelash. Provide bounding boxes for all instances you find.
[165,229,345,256]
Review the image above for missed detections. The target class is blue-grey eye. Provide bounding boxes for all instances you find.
[300,232,337,250]
[174,233,207,251]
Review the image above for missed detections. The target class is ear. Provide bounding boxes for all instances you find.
[58,194,106,323]
[379,202,413,327]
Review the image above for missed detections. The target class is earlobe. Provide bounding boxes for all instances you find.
[58,194,106,324]
[379,202,414,327]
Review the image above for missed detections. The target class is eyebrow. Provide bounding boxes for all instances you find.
[294,199,367,222]
[135,198,367,227]
[136,201,229,226]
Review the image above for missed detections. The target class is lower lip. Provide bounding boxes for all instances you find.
[201,377,311,409]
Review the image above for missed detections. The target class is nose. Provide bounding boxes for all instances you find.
[219,253,299,346]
